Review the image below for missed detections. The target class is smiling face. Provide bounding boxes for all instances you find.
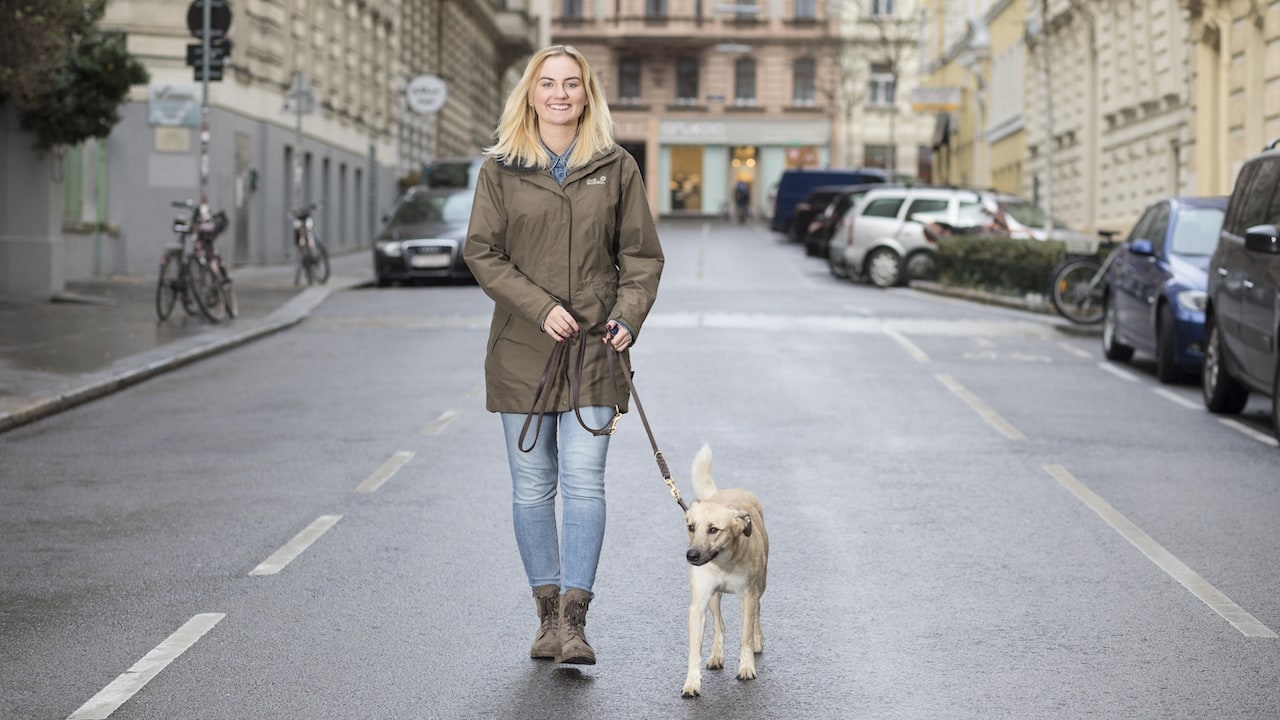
[685,501,751,567]
[530,54,587,130]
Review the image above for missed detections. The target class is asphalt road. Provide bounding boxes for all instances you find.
[2,220,1278,720]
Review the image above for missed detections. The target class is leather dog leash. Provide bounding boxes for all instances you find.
[519,333,688,513]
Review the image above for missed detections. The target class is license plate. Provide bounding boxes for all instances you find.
[410,253,450,269]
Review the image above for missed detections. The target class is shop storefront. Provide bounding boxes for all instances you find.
[655,118,832,220]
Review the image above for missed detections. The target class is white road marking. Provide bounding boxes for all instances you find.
[1044,465,1277,638]
[975,337,995,348]
[1098,362,1141,382]
[355,451,415,493]
[885,327,930,363]
[842,304,875,316]
[248,515,342,576]
[66,613,225,720]
[1217,418,1280,447]
[421,409,458,436]
[1058,341,1094,359]
[935,373,1026,440]
[1151,387,1203,411]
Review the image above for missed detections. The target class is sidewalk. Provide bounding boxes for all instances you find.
[0,249,375,435]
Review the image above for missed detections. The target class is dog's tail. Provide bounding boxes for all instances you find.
[691,444,718,500]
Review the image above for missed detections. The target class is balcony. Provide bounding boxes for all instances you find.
[494,1,538,69]
[553,11,836,49]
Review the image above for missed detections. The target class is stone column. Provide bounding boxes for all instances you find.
[0,105,65,299]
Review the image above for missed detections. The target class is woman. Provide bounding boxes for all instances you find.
[464,45,664,665]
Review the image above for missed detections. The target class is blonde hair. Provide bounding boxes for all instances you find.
[486,45,615,170]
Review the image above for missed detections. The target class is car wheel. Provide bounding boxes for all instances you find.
[1101,295,1134,362]
[1202,319,1249,413]
[1155,304,1186,384]
[905,251,936,281]
[865,247,901,288]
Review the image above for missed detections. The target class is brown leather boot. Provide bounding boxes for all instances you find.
[556,588,596,665]
[530,585,560,659]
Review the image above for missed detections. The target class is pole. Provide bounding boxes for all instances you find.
[199,0,211,205]
[1040,0,1053,241]
[293,71,304,213]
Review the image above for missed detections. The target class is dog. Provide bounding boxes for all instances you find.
[681,444,769,698]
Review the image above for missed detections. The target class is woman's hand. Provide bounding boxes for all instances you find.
[604,320,632,352]
[543,305,580,343]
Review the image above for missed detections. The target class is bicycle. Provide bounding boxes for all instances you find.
[1049,231,1120,325]
[289,202,330,286]
[156,200,235,323]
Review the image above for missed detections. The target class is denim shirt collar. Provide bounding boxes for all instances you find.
[544,137,577,186]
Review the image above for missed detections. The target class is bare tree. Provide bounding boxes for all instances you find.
[824,0,917,175]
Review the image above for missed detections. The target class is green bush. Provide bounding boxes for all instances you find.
[935,235,1067,297]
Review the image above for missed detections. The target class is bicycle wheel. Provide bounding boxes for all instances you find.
[186,254,226,323]
[1051,258,1106,325]
[155,252,180,321]
[311,239,330,284]
[221,277,238,318]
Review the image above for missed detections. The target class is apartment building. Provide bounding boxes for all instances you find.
[27,0,540,289]
[923,0,1208,237]
[550,0,835,218]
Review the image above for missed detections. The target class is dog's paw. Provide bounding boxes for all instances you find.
[736,665,758,681]
[681,681,701,698]
[706,654,724,670]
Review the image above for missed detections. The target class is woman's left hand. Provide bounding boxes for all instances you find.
[603,320,632,352]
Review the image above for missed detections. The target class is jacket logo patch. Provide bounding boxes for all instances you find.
[586,175,608,186]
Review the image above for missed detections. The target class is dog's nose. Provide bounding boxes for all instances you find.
[686,549,700,563]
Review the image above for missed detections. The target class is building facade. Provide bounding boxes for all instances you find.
[921,0,1224,238]
[552,0,932,219]
[38,0,542,287]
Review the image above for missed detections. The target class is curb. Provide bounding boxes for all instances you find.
[0,276,366,436]
[910,280,1103,337]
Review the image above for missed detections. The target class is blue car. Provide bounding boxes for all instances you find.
[1102,196,1229,383]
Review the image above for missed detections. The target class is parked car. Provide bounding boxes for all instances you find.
[770,168,887,237]
[801,184,883,258]
[1203,142,1280,440]
[373,185,475,286]
[1100,196,1228,383]
[790,185,854,244]
[828,185,989,287]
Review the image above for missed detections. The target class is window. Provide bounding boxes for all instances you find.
[870,0,894,16]
[905,198,948,223]
[734,58,756,106]
[861,197,904,218]
[676,58,699,105]
[864,144,896,169]
[1237,160,1280,231]
[646,0,667,17]
[792,58,815,106]
[869,63,895,107]
[618,58,642,103]
[562,0,582,17]
[795,0,815,19]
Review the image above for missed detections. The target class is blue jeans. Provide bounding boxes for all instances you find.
[500,406,613,597]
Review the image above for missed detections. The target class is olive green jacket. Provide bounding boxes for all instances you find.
[464,147,664,414]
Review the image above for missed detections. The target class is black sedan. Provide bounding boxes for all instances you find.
[373,186,475,285]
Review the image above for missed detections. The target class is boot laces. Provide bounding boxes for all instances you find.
[537,595,558,632]
[563,598,589,640]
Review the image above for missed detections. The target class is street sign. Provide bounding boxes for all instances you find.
[186,41,230,66]
[187,0,232,40]
[193,64,224,82]
[406,75,447,115]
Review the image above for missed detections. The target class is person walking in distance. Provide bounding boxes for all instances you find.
[464,45,665,665]
[734,180,751,223]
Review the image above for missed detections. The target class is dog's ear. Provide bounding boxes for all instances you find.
[738,511,752,537]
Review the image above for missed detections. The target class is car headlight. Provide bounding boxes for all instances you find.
[377,240,403,257]
[1175,289,1207,313]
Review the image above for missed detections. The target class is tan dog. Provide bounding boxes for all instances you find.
[681,444,769,698]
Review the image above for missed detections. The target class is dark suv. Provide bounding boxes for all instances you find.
[1203,142,1280,441]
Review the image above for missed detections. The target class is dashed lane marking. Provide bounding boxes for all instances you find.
[1151,387,1202,411]
[1043,464,1277,638]
[421,409,458,437]
[885,327,930,363]
[1098,362,1141,382]
[355,451,414,493]
[248,515,342,576]
[1217,418,1280,447]
[935,373,1026,441]
[66,613,225,719]
[1058,341,1094,359]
